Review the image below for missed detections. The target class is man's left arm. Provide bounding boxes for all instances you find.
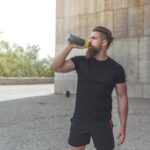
[115,82,128,145]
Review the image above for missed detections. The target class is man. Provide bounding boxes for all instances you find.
[50,26,128,150]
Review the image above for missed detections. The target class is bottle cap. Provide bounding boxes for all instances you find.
[84,40,89,48]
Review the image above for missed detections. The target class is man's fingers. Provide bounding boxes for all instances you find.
[117,132,121,139]
[117,127,126,145]
[117,134,125,145]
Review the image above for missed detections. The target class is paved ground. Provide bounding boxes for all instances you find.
[0,85,150,150]
[0,84,54,101]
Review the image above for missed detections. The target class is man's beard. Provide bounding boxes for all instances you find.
[85,44,100,59]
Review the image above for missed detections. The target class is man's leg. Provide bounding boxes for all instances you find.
[68,121,90,149]
[91,121,115,150]
[71,145,86,150]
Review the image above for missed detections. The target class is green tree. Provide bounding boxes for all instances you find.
[0,39,54,77]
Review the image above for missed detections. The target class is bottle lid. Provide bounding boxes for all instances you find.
[84,40,89,48]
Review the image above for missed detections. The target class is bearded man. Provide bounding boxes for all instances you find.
[50,26,128,150]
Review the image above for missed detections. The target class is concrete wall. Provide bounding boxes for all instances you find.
[55,0,150,98]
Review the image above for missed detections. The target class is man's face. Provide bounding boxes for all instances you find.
[85,31,104,59]
[88,31,103,48]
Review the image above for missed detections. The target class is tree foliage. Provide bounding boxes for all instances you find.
[0,39,54,77]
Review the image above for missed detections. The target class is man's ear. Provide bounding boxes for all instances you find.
[102,40,108,47]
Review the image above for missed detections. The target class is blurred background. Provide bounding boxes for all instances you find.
[0,0,56,77]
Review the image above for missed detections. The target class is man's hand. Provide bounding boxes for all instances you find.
[67,41,84,49]
[117,127,126,145]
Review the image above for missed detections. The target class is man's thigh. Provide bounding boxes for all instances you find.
[68,121,91,147]
[90,120,115,150]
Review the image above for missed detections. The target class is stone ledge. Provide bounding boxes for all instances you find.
[0,77,54,85]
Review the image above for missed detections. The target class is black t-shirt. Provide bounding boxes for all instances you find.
[70,55,126,123]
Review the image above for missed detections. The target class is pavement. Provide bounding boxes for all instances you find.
[0,84,150,150]
[0,84,54,101]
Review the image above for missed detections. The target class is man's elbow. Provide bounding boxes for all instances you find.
[116,89,128,99]
[119,94,128,99]
[117,94,128,105]
[50,64,62,72]
[50,64,56,72]
[118,95,128,109]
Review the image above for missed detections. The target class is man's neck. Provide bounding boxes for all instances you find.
[94,52,108,61]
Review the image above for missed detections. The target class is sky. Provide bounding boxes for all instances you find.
[0,0,56,58]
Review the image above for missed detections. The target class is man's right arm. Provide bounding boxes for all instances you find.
[50,43,83,73]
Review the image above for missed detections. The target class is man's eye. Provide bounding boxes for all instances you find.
[89,37,96,40]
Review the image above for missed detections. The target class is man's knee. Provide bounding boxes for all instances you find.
[71,145,86,150]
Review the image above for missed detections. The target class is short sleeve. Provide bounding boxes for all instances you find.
[70,56,82,70]
[115,65,126,84]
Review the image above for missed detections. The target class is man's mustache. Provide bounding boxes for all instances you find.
[88,42,92,48]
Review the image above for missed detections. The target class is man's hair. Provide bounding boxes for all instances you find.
[92,26,113,48]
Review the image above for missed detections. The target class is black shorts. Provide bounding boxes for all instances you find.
[68,120,115,150]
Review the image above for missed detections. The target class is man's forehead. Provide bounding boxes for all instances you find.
[90,31,101,37]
